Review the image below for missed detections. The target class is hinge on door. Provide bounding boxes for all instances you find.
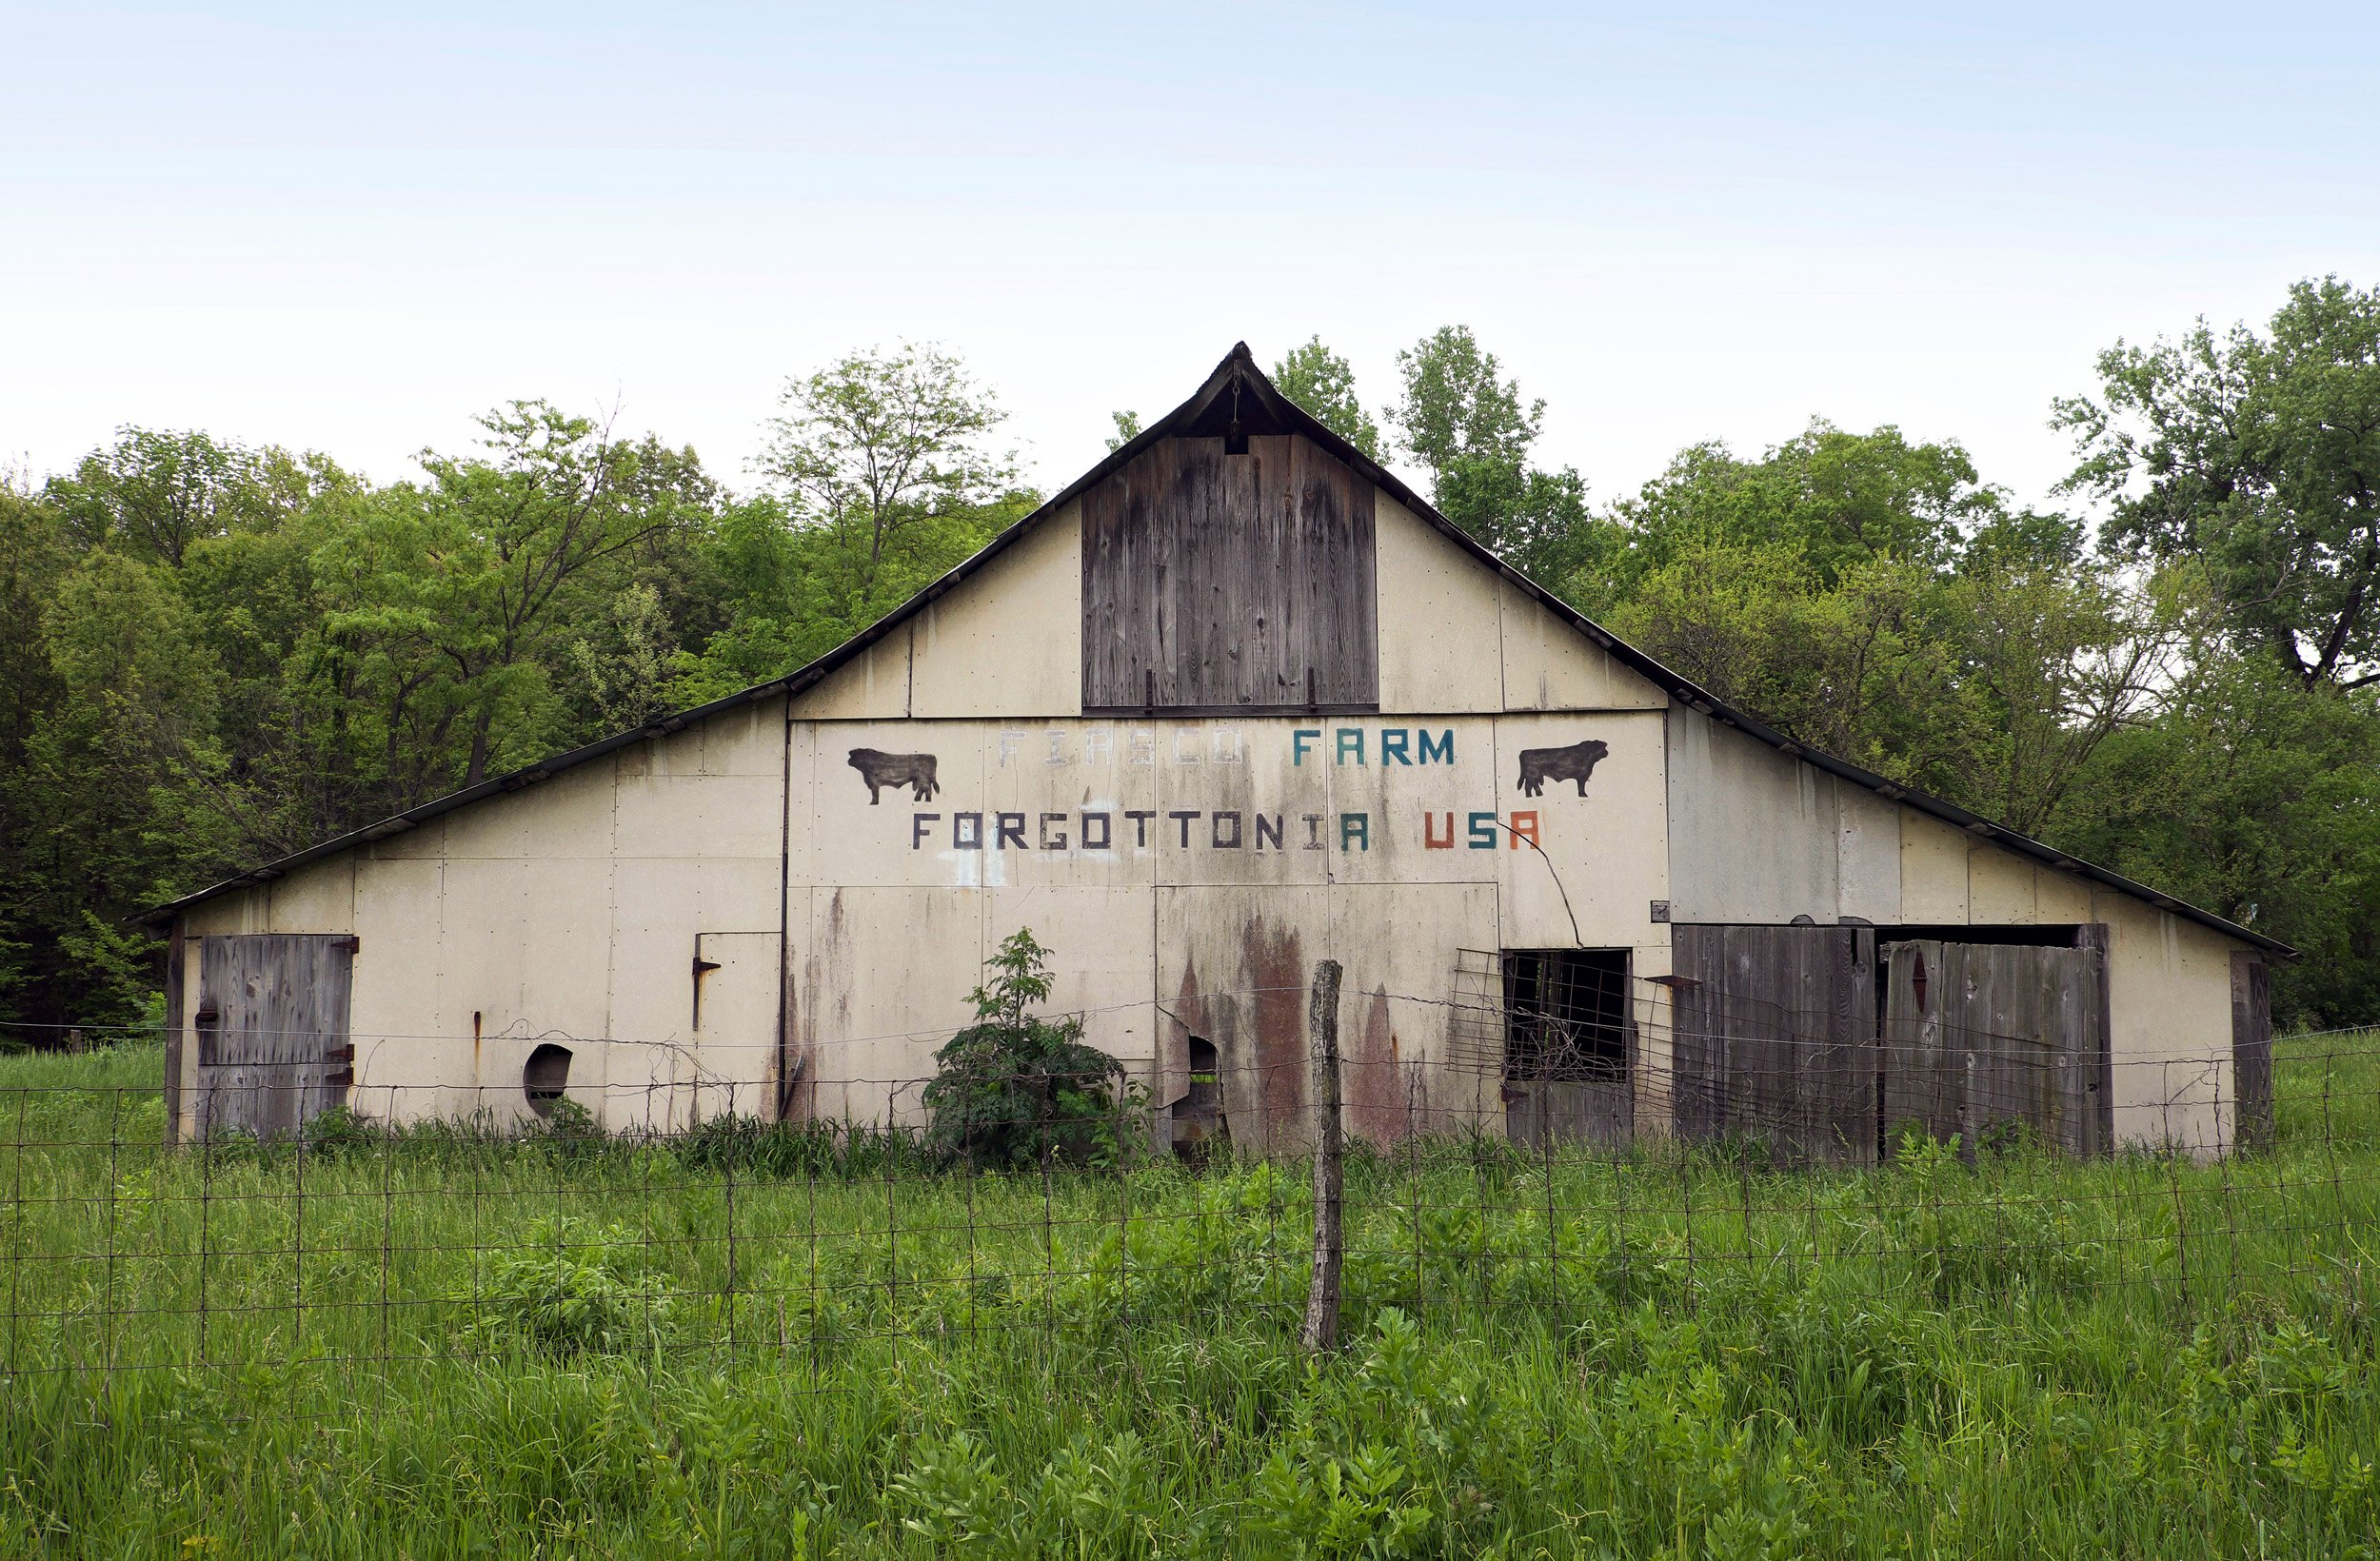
[333,935,361,954]
[326,1068,354,1088]
[325,1043,355,1064]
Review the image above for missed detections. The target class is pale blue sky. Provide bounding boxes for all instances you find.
[5,3,2375,508]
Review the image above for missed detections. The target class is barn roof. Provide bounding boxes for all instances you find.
[144,346,2297,957]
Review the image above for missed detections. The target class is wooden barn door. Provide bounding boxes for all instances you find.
[193,934,355,1140]
[2231,950,2274,1152]
[1880,939,2108,1156]
[1670,925,1878,1163]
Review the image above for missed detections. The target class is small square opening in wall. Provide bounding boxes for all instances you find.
[1501,950,1630,1083]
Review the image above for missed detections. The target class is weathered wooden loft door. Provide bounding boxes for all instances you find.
[1081,433,1378,712]
[1670,925,1878,1163]
[1880,939,2108,1156]
[193,934,355,1140]
[2231,950,2274,1152]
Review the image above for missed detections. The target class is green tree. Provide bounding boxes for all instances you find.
[316,403,713,790]
[1595,424,2164,839]
[1611,423,1996,591]
[757,343,1016,614]
[1105,410,1142,452]
[43,428,311,566]
[1386,325,1543,486]
[2057,276,2380,690]
[676,346,1030,701]
[2055,646,2380,1021]
[1434,457,1612,585]
[4,550,233,1024]
[1272,337,1382,458]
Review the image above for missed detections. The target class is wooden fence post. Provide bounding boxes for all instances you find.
[1302,958,1344,1354]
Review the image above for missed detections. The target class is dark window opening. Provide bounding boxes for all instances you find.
[524,1043,573,1117]
[1502,950,1630,1083]
[1864,922,2086,949]
[1172,1035,1230,1161]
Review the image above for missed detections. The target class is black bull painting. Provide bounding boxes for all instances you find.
[1516,739,1609,797]
[847,748,942,804]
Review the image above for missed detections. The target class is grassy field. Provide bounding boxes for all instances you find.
[1,1037,2376,1557]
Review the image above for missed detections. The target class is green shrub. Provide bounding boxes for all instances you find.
[922,929,1137,1171]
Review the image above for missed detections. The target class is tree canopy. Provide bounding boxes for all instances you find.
[3,297,2377,1035]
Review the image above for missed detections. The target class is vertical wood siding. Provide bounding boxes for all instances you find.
[1881,939,2109,1157]
[193,934,354,1140]
[1670,924,1878,1163]
[1081,434,1378,710]
[2231,950,2274,1151]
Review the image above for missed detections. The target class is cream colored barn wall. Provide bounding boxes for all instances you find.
[2092,893,2235,1154]
[1371,493,1667,716]
[786,711,1669,1130]
[908,500,1082,719]
[1373,494,1502,711]
[1497,583,1668,713]
[799,623,913,720]
[172,700,791,1134]
[1664,714,1909,923]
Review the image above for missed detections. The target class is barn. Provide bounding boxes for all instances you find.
[146,345,2290,1158]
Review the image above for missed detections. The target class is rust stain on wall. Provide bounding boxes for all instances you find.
[1162,956,1202,1110]
[1242,916,1306,1143]
[1348,984,1405,1142]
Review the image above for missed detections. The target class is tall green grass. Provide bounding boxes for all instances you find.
[1,1034,2376,1557]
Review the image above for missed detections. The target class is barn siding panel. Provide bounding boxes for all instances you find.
[1372,493,1506,712]
[1671,924,1876,1162]
[1082,434,1377,711]
[1881,939,2107,1156]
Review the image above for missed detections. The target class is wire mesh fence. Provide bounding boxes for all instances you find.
[2,977,2371,1397]
[7,977,2380,1554]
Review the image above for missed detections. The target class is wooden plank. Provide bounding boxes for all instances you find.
[1081,432,1379,712]
[1885,939,2109,1158]
[1668,925,1725,1140]
[1882,939,1955,1146]
[1831,926,1878,1163]
[193,934,355,1140]
[1670,925,1875,1162]
[1299,436,1378,706]
[2231,950,2274,1152]
[1507,1079,1632,1149]
[1245,435,1291,702]
[2076,923,2114,1151]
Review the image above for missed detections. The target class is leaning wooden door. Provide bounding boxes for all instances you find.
[1670,925,1878,1163]
[193,934,355,1140]
[2230,950,2274,1152]
[1880,939,2107,1156]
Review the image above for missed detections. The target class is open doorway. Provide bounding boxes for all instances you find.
[1500,949,1632,1146]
